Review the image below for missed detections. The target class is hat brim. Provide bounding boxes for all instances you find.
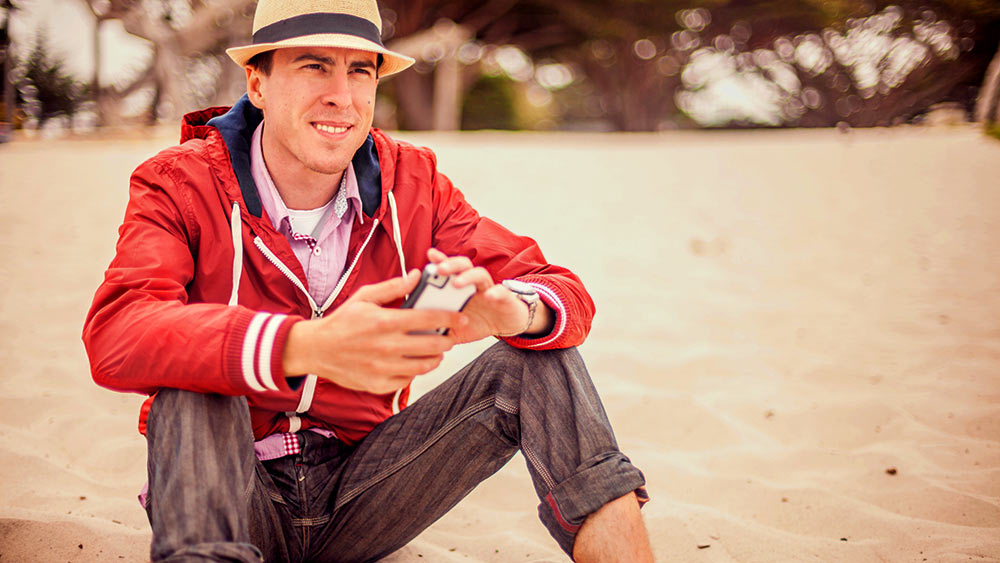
[226,33,415,77]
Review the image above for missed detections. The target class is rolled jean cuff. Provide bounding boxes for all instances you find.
[537,451,648,556]
[157,542,263,562]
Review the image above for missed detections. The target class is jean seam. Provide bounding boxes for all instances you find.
[522,444,557,490]
[332,396,496,512]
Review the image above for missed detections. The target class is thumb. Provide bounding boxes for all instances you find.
[351,269,421,306]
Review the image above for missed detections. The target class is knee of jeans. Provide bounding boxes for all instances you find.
[488,343,586,387]
[147,389,250,436]
[493,341,581,363]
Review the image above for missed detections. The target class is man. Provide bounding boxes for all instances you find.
[82,0,651,560]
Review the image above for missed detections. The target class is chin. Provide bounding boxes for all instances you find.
[306,159,351,176]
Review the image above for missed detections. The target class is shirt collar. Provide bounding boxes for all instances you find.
[249,121,363,234]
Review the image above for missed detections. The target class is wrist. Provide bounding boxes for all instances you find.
[496,279,540,338]
[282,320,313,377]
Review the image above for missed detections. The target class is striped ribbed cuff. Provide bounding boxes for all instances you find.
[503,280,568,349]
[227,311,301,394]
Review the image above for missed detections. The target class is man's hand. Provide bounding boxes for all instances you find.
[427,248,553,343]
[282,270,467,394]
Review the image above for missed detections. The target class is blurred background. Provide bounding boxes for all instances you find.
[1,0,999,137]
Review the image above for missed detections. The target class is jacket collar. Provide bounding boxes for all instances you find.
[188,95,383,219]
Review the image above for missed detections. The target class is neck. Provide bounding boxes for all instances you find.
[260,128,344,211]
[271,171,343,210]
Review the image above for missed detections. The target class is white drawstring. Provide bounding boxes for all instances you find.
[392,389,402,415]
[387,191,407,277]
[387,191,407,415]
[229,203,243,306]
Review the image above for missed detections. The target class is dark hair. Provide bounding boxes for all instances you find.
[247,50,275,75]
[248,50,385,77]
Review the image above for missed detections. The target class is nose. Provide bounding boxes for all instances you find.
[321,70,353,108]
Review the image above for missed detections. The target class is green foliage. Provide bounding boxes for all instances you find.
[461,74,517,130]
[986,122,1000,141]
[23,27,86,125]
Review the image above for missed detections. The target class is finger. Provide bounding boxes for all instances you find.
[434,255,474,277]
[351,270,421,305]
[427,247,447,263]
[450,267,494,291]
[482,283,513,302]
[394,333,457,356]
[368,308,465,336]
[398,309,466,332]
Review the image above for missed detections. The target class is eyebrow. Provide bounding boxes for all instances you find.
[292,54,336,66]
[349,59,377,70]
[291,53,377,70]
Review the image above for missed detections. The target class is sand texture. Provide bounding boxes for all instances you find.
[1,126,998,562]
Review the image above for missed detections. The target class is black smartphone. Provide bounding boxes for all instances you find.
[400,263,476,335]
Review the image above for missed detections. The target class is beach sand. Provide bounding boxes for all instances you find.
[1,125,998,561]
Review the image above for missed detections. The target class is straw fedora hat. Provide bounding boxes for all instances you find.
[226,0,415,77]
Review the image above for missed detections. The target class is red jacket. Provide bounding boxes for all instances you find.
[83,98,595,444]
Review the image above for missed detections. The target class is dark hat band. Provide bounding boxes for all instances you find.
[253,12,384,46]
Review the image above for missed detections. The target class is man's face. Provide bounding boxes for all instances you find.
[247,46,378,185]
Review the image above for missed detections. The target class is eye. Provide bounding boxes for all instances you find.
[302,63,325,71]
[352,67,373,76]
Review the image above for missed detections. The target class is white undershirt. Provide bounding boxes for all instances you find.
[286,199,335,239]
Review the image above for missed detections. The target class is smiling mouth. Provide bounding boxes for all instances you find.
[314,123,350,134]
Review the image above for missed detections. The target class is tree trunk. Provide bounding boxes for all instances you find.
[212,53,249,107]
[389,21,471,130]
[152,42,192,121]
[1,1,13,125]
[974,42,1000,124]
[2,39,13,124]
[91,17,103,126]
[432,53,461,130]
[392,71,435,130]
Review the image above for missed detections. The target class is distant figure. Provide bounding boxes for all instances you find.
[82,0,651,561]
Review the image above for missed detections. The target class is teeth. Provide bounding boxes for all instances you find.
[315,124,348,134]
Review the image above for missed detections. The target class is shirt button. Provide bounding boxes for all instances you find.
[313,247,322,256]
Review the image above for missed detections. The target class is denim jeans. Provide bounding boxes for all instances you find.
[144,342,647,562]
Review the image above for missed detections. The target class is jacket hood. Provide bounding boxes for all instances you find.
[179,95,383,219]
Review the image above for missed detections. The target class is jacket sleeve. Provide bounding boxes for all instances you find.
[82,155,300,396]
[425,152,595,349]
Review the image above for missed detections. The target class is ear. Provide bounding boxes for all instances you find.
[246,65,265,109]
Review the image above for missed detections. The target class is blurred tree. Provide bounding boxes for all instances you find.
[22,27,87,127]
[666,0,1000,127]
[461,73,517,129]
[1,0,15,125]
[977,46,1000,124]
[78,0,254,124]
[956,0,1000,124]
[379,0,539,130]
[378,0,876,129]
[387,18,473,130]
[533,0,998,129]
[63,0,1000,130]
